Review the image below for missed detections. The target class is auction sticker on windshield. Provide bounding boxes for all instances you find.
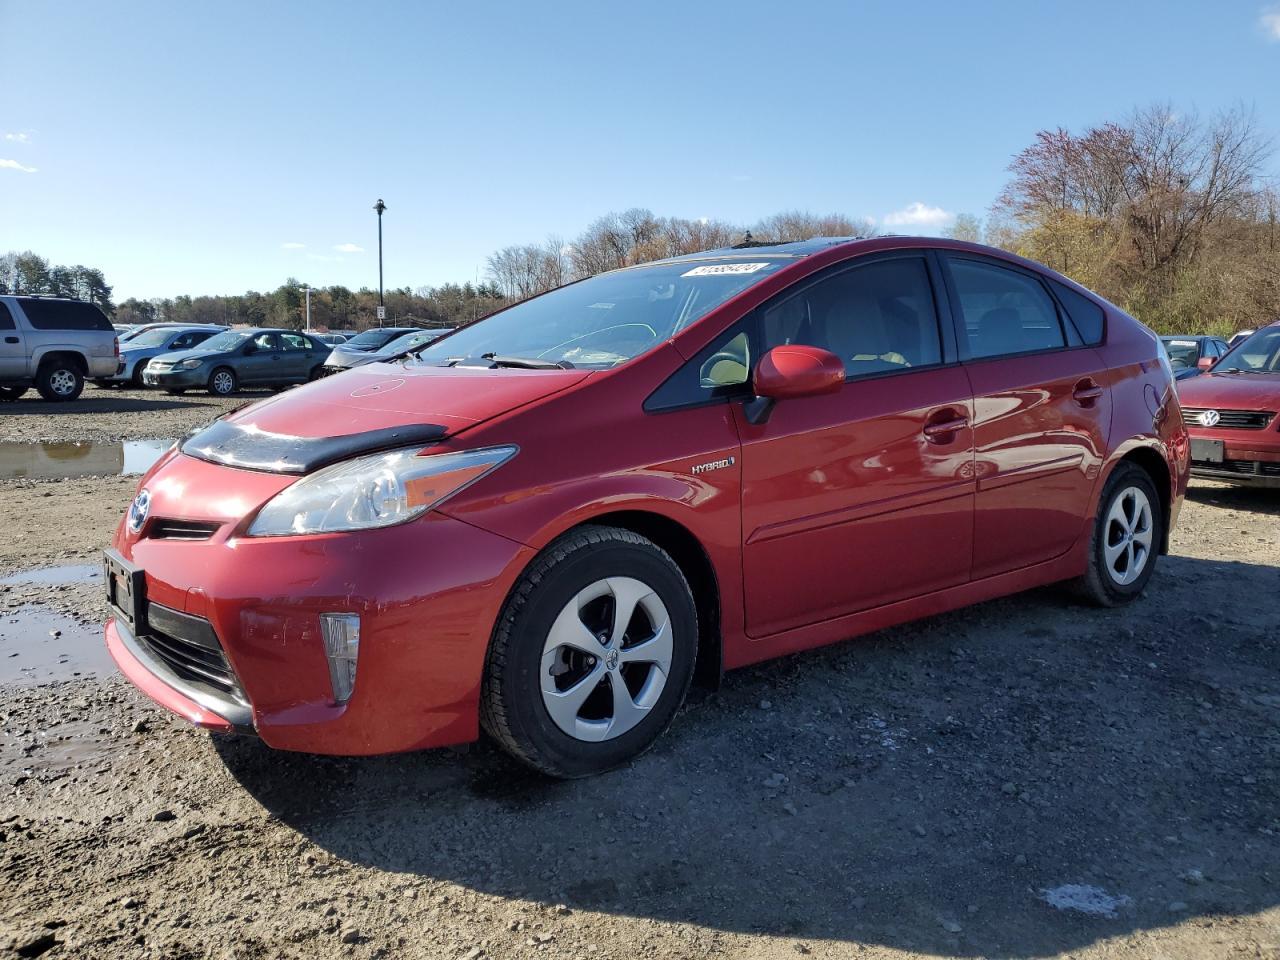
[682,263,773,277]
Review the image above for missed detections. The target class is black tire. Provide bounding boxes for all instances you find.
[309,365,324,381]
[0,385,27,402]
[481,525,697,778]
[207,366,237,396]
[91,379,114,389]
[1075,462,1163,607]
[130,362,148,388]
[35,359,84,402]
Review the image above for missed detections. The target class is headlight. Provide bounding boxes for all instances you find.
[179,358,203,370]
[247,445,516,536]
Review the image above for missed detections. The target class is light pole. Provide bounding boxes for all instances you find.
[373,198,386,327]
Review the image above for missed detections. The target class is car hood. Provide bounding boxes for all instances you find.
[1177,371,1280,410]
[215,361,591,440]
[150,347,229,365]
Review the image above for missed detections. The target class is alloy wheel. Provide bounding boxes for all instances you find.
[540,576,672,742]
[49,369,78,396]
[212,371,235,395]
[1103,486,1153,586]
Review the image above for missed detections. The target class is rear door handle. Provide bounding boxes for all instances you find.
[923,416,969,442]
[1073,379,1103,406]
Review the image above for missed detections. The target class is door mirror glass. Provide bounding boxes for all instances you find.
[1196,355,1215,371]
[753,345,845,400]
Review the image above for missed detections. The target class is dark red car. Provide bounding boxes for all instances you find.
[1177,319,1280,487]
[103,237,1188,777]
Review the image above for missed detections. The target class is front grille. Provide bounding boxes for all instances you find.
[1211,459,1280,477]
[1182,407,1276,430]
[138,603,243,700]
[148,518,221,541]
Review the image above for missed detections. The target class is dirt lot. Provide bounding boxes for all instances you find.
[2,387,1279,960]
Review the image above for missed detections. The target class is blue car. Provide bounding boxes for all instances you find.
[94,324,226,388]
[1161,335,1230,381]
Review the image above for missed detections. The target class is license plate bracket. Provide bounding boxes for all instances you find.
[1190,438,1224,464]
[104,548,147,634]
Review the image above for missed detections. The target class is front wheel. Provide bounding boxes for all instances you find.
[481,526,697,778]
[1075,462,1163,607]
[207,367,237,396]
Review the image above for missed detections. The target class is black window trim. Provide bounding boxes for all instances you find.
[939,252,1095,363]
[644,250,954,415]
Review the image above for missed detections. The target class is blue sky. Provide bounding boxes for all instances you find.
[2,0,1278,301]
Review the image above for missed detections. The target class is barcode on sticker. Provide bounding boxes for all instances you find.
[682,262,771,277]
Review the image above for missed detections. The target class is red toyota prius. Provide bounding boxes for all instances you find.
[104,237,1188,777]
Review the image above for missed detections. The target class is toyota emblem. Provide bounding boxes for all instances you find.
[127,488,151,534]
[1200,409,1220,427]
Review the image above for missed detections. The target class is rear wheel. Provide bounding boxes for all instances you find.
[0,385,27,402]
[481,526,697,778]
[131,362,148,388]
[1075,462,1163,607]
[207,366,237,396]
[35,359,84,402]
[309,364,324,381]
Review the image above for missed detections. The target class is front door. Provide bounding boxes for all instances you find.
[239,332,281,384]
[941,254,1111,578]
[736,253,976,638]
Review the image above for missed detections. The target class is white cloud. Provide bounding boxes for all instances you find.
[281,241,305,249]
[3,132,30,143]
[0,158,37,173]
[333,242,364,253]
[881,201,954,230]
[1261,7,1280,40]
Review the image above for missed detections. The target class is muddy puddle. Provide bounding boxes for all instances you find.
[0,439,172,481]
[0,606,113,685]
[0,563,102,587]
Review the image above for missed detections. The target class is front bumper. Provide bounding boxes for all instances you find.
[1186,426,1280,486]
[109,470,534,754]
[143,366,207,388]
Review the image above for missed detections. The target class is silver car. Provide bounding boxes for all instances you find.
[0,296,118,402]
[322,327,455,374]
[95,324,227,388]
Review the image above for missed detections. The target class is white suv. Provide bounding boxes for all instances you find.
[0,296,119,401]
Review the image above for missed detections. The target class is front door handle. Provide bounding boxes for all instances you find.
[1073,379,1103,406]
[3,336,17,344]
[923,415,969,442]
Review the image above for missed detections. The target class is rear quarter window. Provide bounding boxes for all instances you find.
[1048,280,1106,345]
[17,299,113,332]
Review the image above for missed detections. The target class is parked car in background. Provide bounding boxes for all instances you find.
[0,295,118,401]
[95,324,227,388]
[1161,335,1230,380]
[1228,329,1256,349]
[143,327,330,395]
[113,323,138,336]
[307,331,349,346]
[1178,320,1280,487]
[322,326,418,364]
[321,327,454,375]
[105,237,1187,777]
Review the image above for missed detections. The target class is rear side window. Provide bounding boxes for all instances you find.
[17,298,113,331]
[947,258,1064,359]
[0,302,14,330]
[1049,279,1106,345]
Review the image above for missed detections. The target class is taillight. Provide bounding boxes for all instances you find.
[113,336,120,358]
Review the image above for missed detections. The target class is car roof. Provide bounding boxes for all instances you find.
[652,236,862,264]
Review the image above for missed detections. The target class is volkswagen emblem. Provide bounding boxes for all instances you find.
[127,488,151,534]
[1200,409,1221,427]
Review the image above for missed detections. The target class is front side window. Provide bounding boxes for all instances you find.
[252,332,279,351]
[948,258,1065,359]
[761,257,942,377]
[415,258,788,370]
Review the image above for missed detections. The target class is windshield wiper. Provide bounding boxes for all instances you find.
[448,353,572,370]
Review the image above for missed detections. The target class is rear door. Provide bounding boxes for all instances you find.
[735,252,976,637]
[940,254,1111,579]
[0,300,25,379]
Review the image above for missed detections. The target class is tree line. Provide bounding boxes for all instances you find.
[3,103,1275,336]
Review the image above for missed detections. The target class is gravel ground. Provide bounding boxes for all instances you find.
[2,395,1279,960]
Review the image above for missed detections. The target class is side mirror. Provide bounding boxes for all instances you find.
[744,345,845,425]
[1196,356,1216,371]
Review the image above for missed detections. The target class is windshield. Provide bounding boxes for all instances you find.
[1214,327,1280,374]
[1161,338,1201,369]
[382,330,445,353]
[346,329,408,350]
[194,330,250,353]
[128,328,182,348]
[413,258,788,369]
